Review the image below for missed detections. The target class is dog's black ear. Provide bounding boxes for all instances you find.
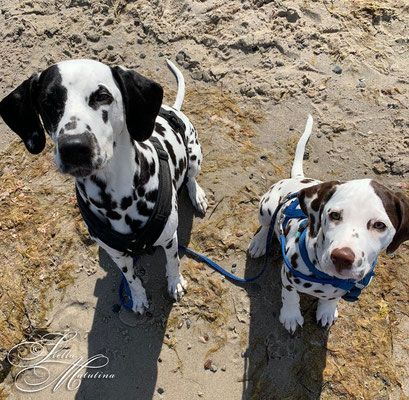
[0,74,45,154]
[111,66,163,142]
[370,181,409,255]
[298,181,340,237]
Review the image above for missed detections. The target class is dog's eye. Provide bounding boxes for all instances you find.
[373,221,386,230]
[329,211,341,221]
[94,91,112,102]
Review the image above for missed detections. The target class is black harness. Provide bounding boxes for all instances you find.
[75,108,186,257]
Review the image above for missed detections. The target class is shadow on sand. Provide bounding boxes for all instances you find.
[241,241,329,400]
[75,188,195,400]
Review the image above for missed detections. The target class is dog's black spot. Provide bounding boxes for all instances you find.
[190,154,197,161]
[122,267,128,273]
[125,215,143,232]
[86,124,91,131]
[294,278,301,284]
[285,285,293,292]
[59,128,65,135]
[121,196,133,210]
[328,297,336,300]
[102,110,108,123]
[290,253,298,268]
[37,65,68,133]
[268,209,271,216]
[137,200,151,216]
[155,122,166,136]
[166,240,173,249]
[145,189,158,203]
[301,178,315,183]
[163,140,177,165]
[137,186,145,197]
[284,223,291,237]
[314,289,324,293]
[64,120,77,130]
[88,85,113,110]
[135,153,151,187]
[113,141,116,148]
[149,161,156,176]
[174,252,178,258]
[106,210,121,220]
[260,207,264,216]
[139,142,149,150]
[303,282,312,288]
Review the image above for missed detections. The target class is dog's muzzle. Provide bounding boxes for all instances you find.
[57,132,95,177]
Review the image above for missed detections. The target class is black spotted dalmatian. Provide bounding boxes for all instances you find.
[249,116,409,333]
[0,59,208,313]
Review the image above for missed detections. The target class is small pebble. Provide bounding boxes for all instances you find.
[186,319,191,329]
[210,364,218,373]
[332,65,342,74]
[221,365,226,371]
[157,387,164,394]
[187,343,192,350]
[140,53,146,59]
[249,173,254,179]
[260,155,268,161]
[198,392,204,398]
[204,359,212,370]
[177,320,184,329]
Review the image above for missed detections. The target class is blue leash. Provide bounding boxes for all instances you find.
[118,194,296,309]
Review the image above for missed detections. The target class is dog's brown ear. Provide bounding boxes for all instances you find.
[0,73,46,154]
[111,66,163,142]
[298,181,340,237]
[371,181,409,255]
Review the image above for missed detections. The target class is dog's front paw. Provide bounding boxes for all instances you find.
[316,300,339,328]
[130,287,149,314]
[167,274,188,301]
[279,306,304,334]
[248,226,268,258]
[187,179,208,214]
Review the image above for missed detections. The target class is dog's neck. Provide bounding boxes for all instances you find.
[77,129,155,203]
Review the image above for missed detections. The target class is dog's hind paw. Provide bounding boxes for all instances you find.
[168,274,188,301]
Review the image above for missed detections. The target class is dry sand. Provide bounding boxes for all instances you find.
[0,0,408,399]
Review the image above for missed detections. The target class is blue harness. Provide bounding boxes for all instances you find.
[279,195,376,302]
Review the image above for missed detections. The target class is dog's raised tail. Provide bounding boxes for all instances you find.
[291,115,313,179]
[166,59,185,111]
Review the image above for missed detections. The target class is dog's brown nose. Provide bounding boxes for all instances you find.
[331,247,355,271]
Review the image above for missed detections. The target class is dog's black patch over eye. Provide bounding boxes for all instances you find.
[89,85,113,110]
[37,66,67,133]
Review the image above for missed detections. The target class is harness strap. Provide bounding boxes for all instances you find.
[75,138,172,257]
[158,108,187,147]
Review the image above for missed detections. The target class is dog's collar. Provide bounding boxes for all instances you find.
[279,197,376,302]
[75,137,172,257]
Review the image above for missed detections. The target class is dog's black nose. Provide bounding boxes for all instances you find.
[58,133,93,167]
[331,247,355,271]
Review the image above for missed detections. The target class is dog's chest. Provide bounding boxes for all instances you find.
[282,219,345,300]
